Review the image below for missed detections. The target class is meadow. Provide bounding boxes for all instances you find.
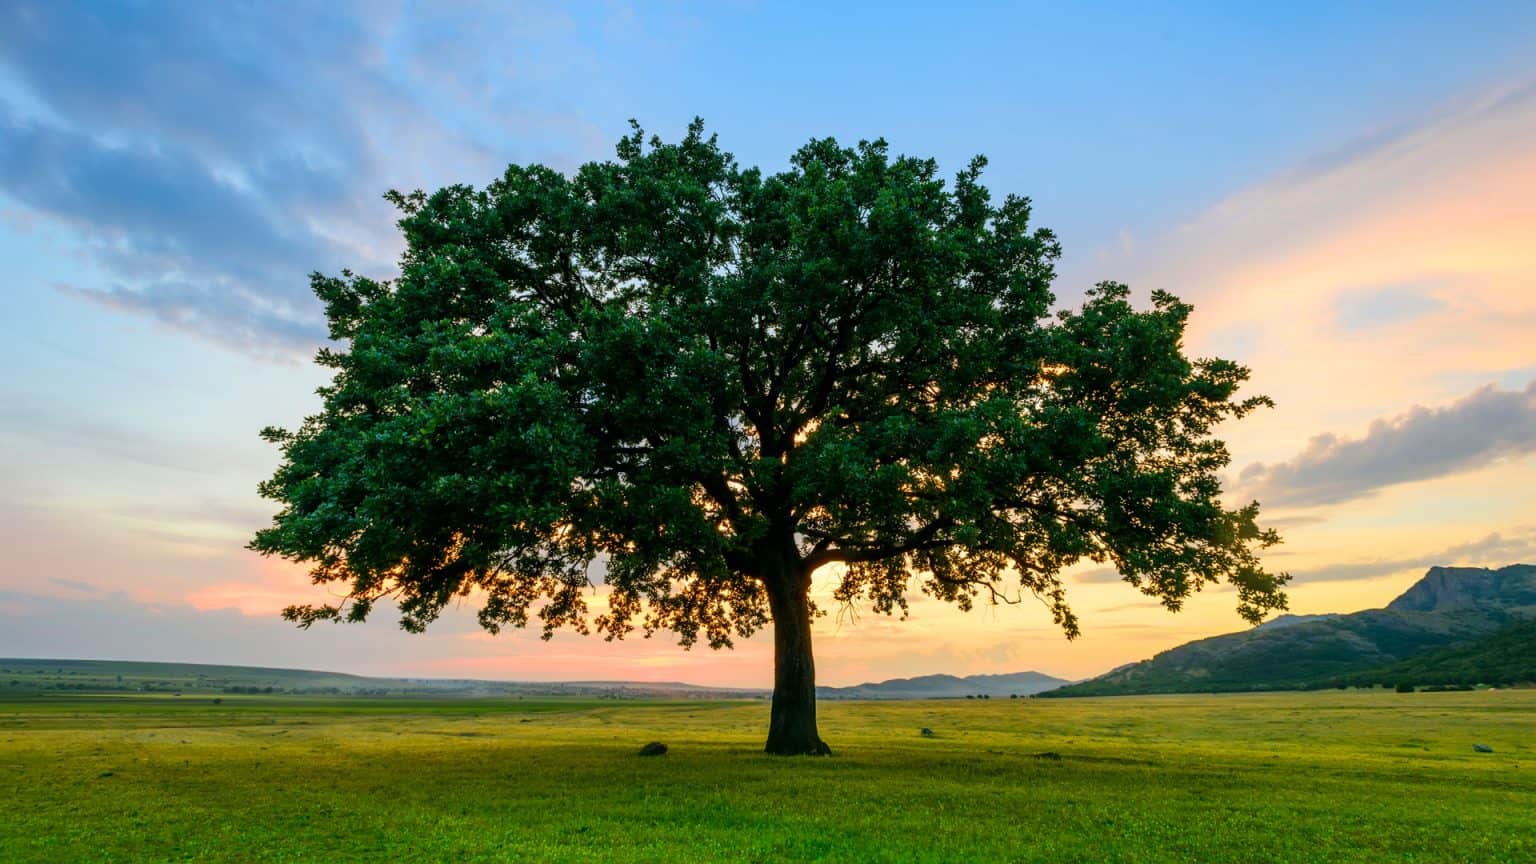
[1,689,1531,863]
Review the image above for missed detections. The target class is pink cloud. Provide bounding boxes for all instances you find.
[183,555,330,617]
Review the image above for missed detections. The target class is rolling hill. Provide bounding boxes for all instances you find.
[818,670,1071,699]
[16,565,1528,703]
[1040,564,1536,697]
[0,658,1072,702]
[1345,616,1536,688]
[0,658,768,699]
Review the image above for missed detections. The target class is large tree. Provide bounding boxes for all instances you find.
[252,121,1286,755]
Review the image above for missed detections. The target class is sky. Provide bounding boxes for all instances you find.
[2,1,1535,687]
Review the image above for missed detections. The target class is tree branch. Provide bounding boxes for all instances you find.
[802,517,955,571]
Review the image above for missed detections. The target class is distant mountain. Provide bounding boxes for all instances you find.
[0,658,768,699]
[3,657,1074,701]
[1040,564,1536,697]
[819,670,1071,700]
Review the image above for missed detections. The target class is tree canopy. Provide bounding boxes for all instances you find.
[252,120,1287,754]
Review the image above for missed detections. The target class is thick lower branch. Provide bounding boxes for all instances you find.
[801,517,955,571]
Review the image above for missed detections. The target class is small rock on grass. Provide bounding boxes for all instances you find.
[1473,743,1493,753]
[920,728,935,738]
[638,742,668,756]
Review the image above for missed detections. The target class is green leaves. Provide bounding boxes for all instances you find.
[252,120,1286,648]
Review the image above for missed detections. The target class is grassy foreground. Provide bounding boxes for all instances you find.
[1,690,1531,863]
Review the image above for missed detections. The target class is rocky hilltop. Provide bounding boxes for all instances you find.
[1386,565,1536,613]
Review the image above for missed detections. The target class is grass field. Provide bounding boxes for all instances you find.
[1,690,1531,863]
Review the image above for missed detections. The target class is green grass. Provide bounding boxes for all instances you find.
[2,690,1532,862]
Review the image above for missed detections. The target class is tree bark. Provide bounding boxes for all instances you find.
[763,563,831,756]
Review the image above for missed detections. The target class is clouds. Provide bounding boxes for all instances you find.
[1333,283,1446,332]
[0,114,332,355]
[0,397,272,476]
[0,587,486,677]
[0,119,318,274]
[1291,529,1536,584]
[1089,75,1536,524]
[1073,568,1125,585]
[1239,382,1536,508]
[1111,77,1536,445]
[1087,75,1536,617]
[0,1,609,359]
[0,3,369,159]
[0,3,376,357]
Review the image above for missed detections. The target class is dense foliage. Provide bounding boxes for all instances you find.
[252,120,1285,752]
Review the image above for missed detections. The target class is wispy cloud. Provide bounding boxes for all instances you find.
[1238,382,1536,508]
[0,2,607,359]
[1117,77,1536,438]
[1332,283,1446,332]
[1260,514,1327,530]
[1073,567,1125,585]
[0,586,777,686]
[1291,529,1536,584]
[0,400,268,475]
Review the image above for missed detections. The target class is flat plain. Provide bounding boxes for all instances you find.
[1,689,1531,863]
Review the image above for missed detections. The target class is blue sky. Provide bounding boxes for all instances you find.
[3,2,1536,685]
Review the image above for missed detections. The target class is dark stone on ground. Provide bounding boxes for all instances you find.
[920,728,935,737]
[638,741,668,756]
[1473,743,1493,753]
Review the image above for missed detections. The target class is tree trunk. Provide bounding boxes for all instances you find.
[763,568,831,756]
